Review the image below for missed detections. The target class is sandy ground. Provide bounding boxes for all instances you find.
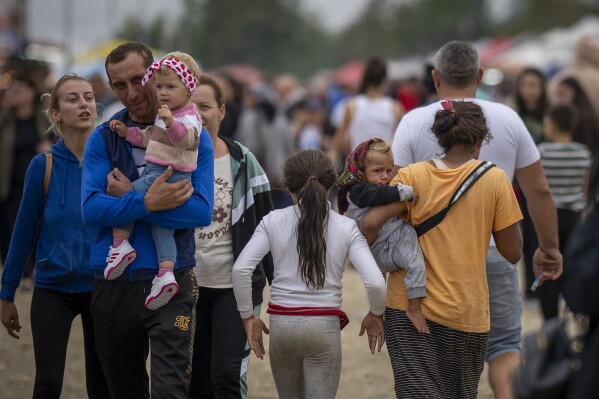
[0,265,543,398]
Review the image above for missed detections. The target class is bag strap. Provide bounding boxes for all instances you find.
[43,152,53,198]
[415,161,495,237]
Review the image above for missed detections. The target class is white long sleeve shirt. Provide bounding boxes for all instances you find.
[232,204,387,319]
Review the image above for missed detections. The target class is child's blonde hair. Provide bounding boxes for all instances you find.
[366,140,392,162]
[160,51,202,80]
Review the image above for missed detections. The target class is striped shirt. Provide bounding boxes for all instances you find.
[538,142,591,212]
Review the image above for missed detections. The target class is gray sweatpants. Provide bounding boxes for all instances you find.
[269,315,341,399]
[370,220,427,299]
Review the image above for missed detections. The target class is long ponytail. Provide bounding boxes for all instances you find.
[284,150,337,290]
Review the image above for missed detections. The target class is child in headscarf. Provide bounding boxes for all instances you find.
[338,138,428,333]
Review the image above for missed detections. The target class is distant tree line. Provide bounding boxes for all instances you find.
[116,0,599,78]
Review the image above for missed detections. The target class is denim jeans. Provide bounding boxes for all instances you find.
[486,246,522,362]
[121,162,192,262]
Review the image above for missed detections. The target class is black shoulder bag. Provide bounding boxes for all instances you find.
[415,161,495,237]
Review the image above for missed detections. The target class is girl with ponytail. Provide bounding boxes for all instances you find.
[232,149,387,398]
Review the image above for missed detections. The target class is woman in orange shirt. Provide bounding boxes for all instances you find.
[360,100,523,399]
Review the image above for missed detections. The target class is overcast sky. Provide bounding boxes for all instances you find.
[25,0,381,55]
[21,0,514,55]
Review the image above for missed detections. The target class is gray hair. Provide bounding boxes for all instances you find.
[434,41,480,88]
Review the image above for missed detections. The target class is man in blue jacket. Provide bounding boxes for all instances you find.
[81,42,214,398]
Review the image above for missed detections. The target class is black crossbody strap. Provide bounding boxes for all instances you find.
[415,161,495,237]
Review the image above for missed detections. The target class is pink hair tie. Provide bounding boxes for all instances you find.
[141,57,198,94]
[441,97,453,110]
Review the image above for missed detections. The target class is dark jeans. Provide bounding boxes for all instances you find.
[30,288,110,399]
[91,270,197,399]
[189,287,250,399]
[536,208,581,320]
[270,188,293,210]
[519,194,538,299]
[0,192,35,278]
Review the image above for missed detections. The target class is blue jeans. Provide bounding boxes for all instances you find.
[120,162,191,263]
[486,246,522,362]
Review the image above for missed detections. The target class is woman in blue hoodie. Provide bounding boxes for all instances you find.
[0,74,110,398]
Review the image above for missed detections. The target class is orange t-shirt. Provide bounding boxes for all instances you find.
[386,160,522,333]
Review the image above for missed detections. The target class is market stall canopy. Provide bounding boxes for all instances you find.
[488,15,599,75]
[71,39,166,78]
[213,64,264,85]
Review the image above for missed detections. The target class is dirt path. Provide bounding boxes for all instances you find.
[0,266,542,398]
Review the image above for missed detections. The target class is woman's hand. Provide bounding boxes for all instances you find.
[359,312,385,354]
[406,298,430,334]
[359,202,407,245]
[242,316,269,360]
[408,190,419,205]
[0,299,22,339]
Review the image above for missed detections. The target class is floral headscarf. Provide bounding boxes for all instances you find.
[336,138,385,214]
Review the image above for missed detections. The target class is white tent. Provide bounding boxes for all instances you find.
[490,15,599,74]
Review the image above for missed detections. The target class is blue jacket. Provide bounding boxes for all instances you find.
[0,140,97,302]
[81,109,214,281]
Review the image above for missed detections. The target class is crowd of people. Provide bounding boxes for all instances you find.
[0,37,598,399]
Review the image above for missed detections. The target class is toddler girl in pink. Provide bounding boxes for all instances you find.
[106,51,202,310]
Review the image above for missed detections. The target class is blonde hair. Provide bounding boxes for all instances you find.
[366,140,392,161]
[41,73,95,137]
[161,51,202,80]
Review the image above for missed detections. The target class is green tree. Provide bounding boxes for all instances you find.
[340,0,492,60]
[113,0,599,78]
[177,0,329,77]
[116,16,146,43]
[336,0,399,62]
[115,15,169,51]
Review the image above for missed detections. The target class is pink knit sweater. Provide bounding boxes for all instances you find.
[126,102,201,172]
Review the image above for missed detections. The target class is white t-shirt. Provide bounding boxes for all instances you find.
[232,205,387,319]
[194,153,235,288]
[298,123,322,150]
[348,95,397,150]
[392,98,540,182]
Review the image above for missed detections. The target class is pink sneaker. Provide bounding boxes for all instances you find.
[104,240,137,280]
[144,271,179,310]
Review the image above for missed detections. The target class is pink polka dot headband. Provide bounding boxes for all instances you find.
[141,57,198,94]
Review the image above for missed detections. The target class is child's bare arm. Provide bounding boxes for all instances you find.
[493,222,522,265]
